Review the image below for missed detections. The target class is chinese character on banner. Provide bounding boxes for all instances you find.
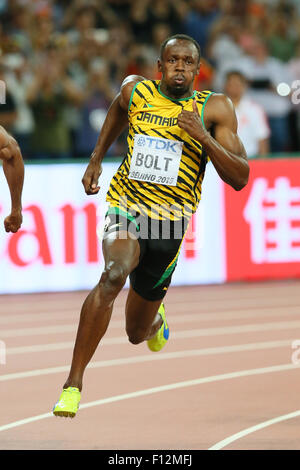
[225,160,300,281]
[244,177,300,263]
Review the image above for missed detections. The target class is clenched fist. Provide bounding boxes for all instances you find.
[4,210,22,233]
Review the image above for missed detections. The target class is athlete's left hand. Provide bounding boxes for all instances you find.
[177,100,209,142]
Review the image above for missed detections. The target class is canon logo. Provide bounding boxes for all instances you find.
[0,203,99,266]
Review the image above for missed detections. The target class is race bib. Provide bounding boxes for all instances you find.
[129,134,183,186]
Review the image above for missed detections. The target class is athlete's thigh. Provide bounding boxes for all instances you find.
[125,285,161,332]
[102,231,140,274]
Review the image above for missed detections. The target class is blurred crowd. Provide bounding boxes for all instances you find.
[0,0,300,160]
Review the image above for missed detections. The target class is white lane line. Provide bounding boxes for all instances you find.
[0,307,123,325]
[1,304,300,327]
[208,410,300,450]
[0,311,79,324]
[172,320,300,338]
[4,320,300,355]
[2,319,300,340]
[0,362,297,433]
[0,339,295,382]
[0,299,86,313]
[0,288,299,320]
[1,325,77,337]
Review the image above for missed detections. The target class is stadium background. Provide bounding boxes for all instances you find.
[0,0,300,293]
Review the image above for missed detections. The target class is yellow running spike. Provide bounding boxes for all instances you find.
[147,302,169,352]
[53,387,81,418]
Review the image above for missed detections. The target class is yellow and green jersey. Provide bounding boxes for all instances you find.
[106,79,213,221]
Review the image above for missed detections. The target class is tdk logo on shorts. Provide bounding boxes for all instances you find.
[137,136,179,153]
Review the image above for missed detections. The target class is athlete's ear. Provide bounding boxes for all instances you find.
[157,59,162,73]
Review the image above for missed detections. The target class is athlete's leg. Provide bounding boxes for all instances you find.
[125,286,163,345]
[63,232,140,391]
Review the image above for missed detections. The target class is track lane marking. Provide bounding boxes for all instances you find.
[0,363,297,433]
[209,410,300,450]
[0,339,295,381]
[0,285,299,318]
[2,319,300,350]
[2,319,300,339]
[1,305,300,328]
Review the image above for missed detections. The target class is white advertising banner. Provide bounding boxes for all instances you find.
[0,161,225,294]
[172,163,226,285]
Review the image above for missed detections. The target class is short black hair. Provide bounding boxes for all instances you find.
[160,34,201,63]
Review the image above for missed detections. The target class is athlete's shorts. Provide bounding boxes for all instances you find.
[101,206,188,301]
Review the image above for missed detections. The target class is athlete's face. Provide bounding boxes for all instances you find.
[158,39,200,99]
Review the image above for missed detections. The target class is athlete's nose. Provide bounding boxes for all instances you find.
[175,59,185,71]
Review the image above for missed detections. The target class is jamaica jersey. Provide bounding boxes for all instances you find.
[106,79,213,221]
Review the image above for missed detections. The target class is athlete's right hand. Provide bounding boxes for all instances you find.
[4,209,22,233]
[82,160,102,195]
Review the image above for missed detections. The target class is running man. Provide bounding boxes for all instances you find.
[53,34,249,418]
[0,125,24,232]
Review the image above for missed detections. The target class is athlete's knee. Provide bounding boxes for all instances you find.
[126,325,148,345]
[100,261,128,291]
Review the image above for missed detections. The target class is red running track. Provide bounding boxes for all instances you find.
[0,280,300,450]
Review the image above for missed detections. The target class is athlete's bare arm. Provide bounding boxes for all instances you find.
[177,93,249,191]
[82,75,145,195]
[0,126,24,232]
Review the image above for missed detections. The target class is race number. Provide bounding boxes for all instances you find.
[129,134,183,186]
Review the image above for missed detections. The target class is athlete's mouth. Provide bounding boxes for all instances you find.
[173,76,185,85]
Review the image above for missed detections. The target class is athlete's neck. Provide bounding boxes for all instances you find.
[159,82,195,101]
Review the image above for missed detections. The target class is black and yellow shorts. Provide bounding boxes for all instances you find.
[102,206,188,301]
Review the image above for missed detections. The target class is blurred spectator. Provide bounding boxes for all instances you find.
[194,58,215,91]
[6,4,32,55]
[65,4,98,46]
[107,0,132,17]
[26,43,84,159]
[103,24,133,86]
[66,32,101,153]
[125,43,156,79]
[0,0,8,15]
[151,23,172,58]
[266,16,297,62]
[2,53,34,158]
[129,0,152,44]
[125,22,171,81]
[74,59,118,158]
[63,1,117,36]
[147,0,185,36]
[208,17,243,69]
[182,0,221,55]
[224,70,270,158]
[30,13,55,63]
[0,63,17,132]
[214,37,293,153]
[0,0,299,159]
[288,40,300,81]
[238,38,293,153]
[288,40,300,151]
